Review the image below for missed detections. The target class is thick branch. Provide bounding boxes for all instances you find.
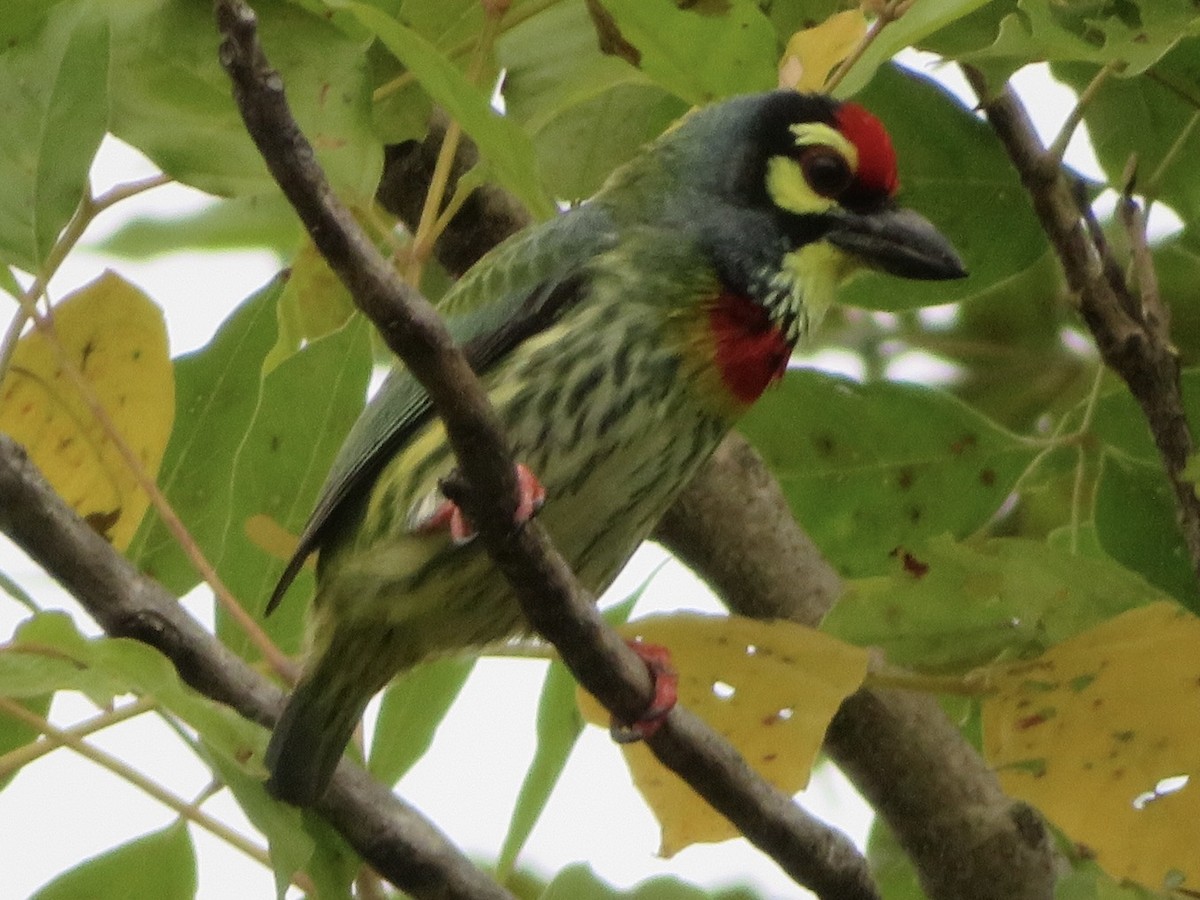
[0,435,511,900]
[381,97,1061,900]
[215,2,877,897]
[966,68,1200,584]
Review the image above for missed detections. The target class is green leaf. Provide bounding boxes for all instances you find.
[1094,453,1200,612]
[0,693,52,792]
[30,822,196,900]
[217,315,373,659]
[740,369,1035,576]
[108,0,380,200]
[840,64,1046,311]
[368,657,475,787]
[496,660,582,881]
[1056,41,1200,223]
[0,612,126,705]
[957,0,1200,79]
[498,2,686,201]
[595,0,777,104]
[93,194,301,260]
[1154,229,1200,366]
[866,819,928,900]
[539,863,727,900]
[1055,859,1167,900]
[204,748,320,899]
[0,2,109,273]
[823,536,1169,671]
[1086,371,1200,612]
[267,239,358,371]
[834,0,992,98]
[4,610,266,774]
[129,277,284,594]
[497,588,642,880]
[345,2,555,218]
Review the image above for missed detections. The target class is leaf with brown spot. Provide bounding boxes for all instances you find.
[984,603,1200,892]
[576,613,868,855]
[825,535,1170,672]
[0,272,174,550]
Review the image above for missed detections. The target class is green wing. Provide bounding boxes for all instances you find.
[267,203,617,612]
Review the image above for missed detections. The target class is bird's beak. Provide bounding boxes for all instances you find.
[825,206,967,281]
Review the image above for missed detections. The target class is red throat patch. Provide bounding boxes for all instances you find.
[834,103,899,198]
[709,291,790,406]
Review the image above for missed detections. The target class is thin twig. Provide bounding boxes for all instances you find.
[0,696,309,888]
[404,6,504,285]
[966,65,1200,586]
[371,0,561,102]
[823,0,911,95]
[1046,61,1120,164]
[0,174,171,380]
[0,696,155,777]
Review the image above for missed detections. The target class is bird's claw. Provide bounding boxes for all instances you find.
[610,640,678,743]
[412,463,545,545]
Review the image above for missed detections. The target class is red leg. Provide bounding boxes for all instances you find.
[411,463,545,545]
[610,640,678,743]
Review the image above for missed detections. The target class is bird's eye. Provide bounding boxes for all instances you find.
[797,146,853,199]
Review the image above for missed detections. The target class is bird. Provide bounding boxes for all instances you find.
[264,90,966,806]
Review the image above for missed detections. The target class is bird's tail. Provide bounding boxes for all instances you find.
[265,626,399,806]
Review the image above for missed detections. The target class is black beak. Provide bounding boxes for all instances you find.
[826,206,967,281]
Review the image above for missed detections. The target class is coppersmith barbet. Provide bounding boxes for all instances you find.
[265,90,966,805]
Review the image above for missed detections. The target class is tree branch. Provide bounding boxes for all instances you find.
[0,434,512,900]
[215,2,877,897]
[965,67,1200,586]
[380,86,1061,900]
[653,436,1060,900]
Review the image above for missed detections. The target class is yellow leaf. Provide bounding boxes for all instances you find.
[265,238,354,373]
[0,272,174,549]
[244,513,303,564]
[577,613,869,856]
[983,602,1200,892]
[779,10,868,91]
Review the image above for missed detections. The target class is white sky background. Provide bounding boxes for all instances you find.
[0,61,1129,899]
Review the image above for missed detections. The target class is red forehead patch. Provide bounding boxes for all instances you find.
[834,103,899,198]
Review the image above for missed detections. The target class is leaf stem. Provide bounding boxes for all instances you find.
[372,0,561,103]
[0,696,310,888]
[1046,61,1120,165]
[0,174,170,383]
[0,696,155,777]
[823,0,910,95]
[404,4,507,286]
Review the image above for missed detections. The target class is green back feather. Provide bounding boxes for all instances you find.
[267,203,618,612]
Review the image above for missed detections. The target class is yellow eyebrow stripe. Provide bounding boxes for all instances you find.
[788,122,858,168]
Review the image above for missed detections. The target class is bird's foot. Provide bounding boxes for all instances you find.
[610,640,678,743]
[412,463,546,545]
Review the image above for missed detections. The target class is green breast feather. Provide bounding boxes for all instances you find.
[267,203,619,613]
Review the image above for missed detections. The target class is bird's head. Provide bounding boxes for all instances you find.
[615,91,966,339]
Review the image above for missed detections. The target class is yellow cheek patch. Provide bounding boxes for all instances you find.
[766,155,832,215]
